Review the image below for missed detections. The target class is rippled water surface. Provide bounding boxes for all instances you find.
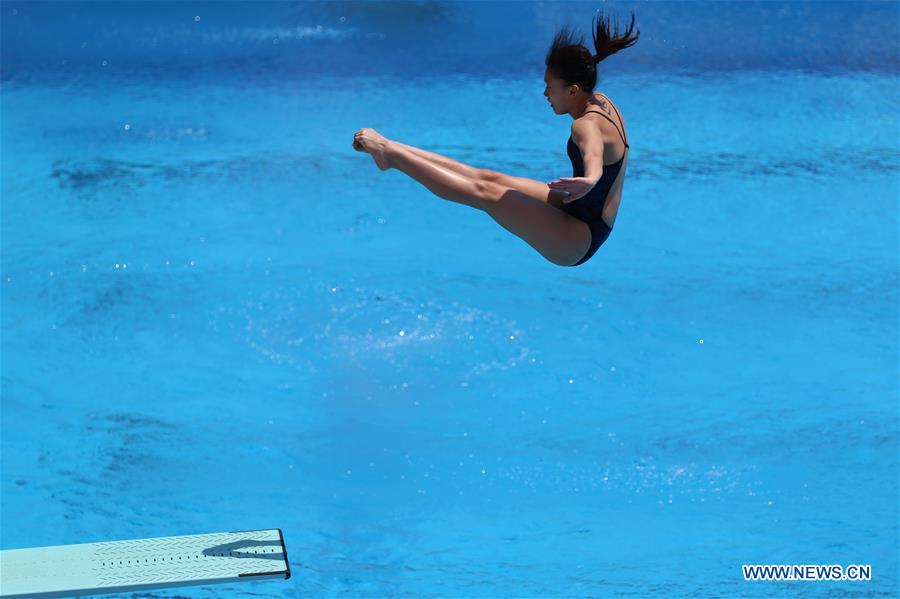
[2,1,898,597]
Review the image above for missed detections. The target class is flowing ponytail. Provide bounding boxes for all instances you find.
[592,10,640,65]
[546,10,640,94]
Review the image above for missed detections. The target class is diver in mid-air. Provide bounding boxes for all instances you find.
[353,10,639,267]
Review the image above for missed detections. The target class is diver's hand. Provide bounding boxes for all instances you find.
[547,176,598,203]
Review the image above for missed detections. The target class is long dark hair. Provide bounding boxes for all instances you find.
[545,10,640,93]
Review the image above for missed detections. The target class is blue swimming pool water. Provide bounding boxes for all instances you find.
[2,1,898,597]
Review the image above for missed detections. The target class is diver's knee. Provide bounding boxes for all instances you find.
[475,178,505,204]
[478,168,500,184]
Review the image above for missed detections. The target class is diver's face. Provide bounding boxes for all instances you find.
[543,70,568,113]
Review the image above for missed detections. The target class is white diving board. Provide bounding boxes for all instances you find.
[0,528,290,598]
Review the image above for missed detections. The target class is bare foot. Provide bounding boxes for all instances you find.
[353,128,393,171]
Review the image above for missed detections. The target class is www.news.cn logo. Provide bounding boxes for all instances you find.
[742,564,871,581]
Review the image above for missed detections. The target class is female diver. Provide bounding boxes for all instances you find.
[353,11,640,267]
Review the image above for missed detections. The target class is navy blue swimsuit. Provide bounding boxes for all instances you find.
[560,100,629,266]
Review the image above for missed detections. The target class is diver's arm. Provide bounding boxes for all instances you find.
[570,118,604,183]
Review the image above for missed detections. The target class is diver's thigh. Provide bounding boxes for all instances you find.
[482,186,592,266]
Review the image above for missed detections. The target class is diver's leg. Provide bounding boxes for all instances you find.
[395,142,574,212]
[391,141,484,180]
[384,142,488,210]
[358,130,568,207]
[384,143,591,266]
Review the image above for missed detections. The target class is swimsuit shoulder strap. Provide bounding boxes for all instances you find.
[583,96,629,148]
[607,101,629,148]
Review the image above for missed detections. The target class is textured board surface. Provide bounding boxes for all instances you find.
[0,529,290,598]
